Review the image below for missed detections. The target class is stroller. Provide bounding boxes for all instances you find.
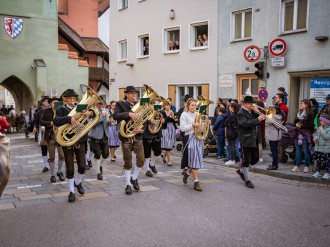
[279,124,296,163]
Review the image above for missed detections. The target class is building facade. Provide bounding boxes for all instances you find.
[0,0,88,111]
[109,0,218,113]
[218,0,330,122]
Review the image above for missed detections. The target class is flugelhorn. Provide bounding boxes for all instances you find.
[194,96,213,141]
[253,104,288,132]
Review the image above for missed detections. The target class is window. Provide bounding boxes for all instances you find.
[281,0,308,33]
[232,8,252,41]
[118,0,128,10]
[190,21,209,49]
[163,26,180,53]
[237,74,259,102]
[118,39,127,62]
[137,34,149,58]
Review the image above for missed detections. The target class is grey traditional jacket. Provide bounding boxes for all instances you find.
[88,108,110,140]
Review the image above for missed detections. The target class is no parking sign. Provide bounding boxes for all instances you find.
[258,89,268,101]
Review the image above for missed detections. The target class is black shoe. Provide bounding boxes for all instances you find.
[236,169,245,182]
[125,185,132,195]
[42,167,49,173]
[97,173,103,180]
[245,180,255,188]
[50,176,56,183]
[87,160,92,168]
[57,172,65,181]
[114,155,116,159]
[149,165,157,174]
[130,177,140,191]
[85,165,90,170]
[100,166,103,175]
[235,157,240,162]
[267,165,278,170]
[68,192,75,202]
[182,170,189,184]
[74,182,85,194]
[146,170,153,177]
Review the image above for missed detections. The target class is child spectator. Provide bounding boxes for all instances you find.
[278,87,288,105]
[196,35,203,47]
[312,116,330,179]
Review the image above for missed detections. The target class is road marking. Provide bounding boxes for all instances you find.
[17,184,42,189]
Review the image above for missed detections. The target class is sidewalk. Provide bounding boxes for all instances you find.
[173,144,330,186]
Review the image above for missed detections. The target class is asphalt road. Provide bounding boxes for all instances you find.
[1,176,329,247]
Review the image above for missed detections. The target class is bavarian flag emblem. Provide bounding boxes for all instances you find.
[4,17,23,39]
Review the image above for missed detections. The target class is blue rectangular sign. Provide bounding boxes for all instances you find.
[310,78,330,107]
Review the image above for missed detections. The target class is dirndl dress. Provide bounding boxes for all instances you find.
[161,122,176,150]
[108,125,120,147]
[180,134,203,169]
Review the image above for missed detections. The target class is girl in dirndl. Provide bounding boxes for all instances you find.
[160,101,177,166]
[180,98,210,192]
[108,101,120,162]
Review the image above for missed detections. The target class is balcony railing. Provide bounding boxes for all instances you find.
[89,67,109,84]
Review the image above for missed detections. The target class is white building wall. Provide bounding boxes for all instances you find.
[109,0,218,113]
[98,8,110,47]
[218,0,330,112]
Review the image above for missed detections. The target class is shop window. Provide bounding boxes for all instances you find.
[232,8,252,41]
[190,21,209,49]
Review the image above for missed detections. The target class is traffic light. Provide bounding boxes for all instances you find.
[254,62,269,80]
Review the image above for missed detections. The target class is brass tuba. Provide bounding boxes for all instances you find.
[119,84,163,138]
[194,96,214,141]
[56,85,102,146]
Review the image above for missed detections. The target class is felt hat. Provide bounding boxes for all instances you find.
[62,89,79,97]
[41,96,50,102]
[48,96,61,104]
[324,94,330,100]
[242,96,256,103]
[124,86,138,93]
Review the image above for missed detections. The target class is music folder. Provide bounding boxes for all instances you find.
[140,97,150,105]
[198,105,207,114]
[76,104,88,112]
[53,101,63,109]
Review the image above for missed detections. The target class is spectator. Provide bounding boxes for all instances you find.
[174,40,180,50]
[309,98,319,119]
[143,39,149,55]
[167,98,176,112]
[255,101,266,162]
[196,35,203,47]
[274,93,288,125]
[212,98,222,125]
[0,114,10,135]
[312,116,330,179]
[168,40,174,50]
[224,103,239,165]
[292,99,314,173]
[202,34,208,46]
[213,107,228,159]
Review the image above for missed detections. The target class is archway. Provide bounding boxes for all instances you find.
[1,76,34,112]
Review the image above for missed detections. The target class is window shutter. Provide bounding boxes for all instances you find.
[168,85,176,105]
[119,88,125,101]
[201,84,210,114]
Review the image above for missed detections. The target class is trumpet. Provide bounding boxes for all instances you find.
[252,104,288,132]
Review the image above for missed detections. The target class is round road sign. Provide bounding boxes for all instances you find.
[244,45,261,62]
[270,38,287,56]
[258,89,268,101]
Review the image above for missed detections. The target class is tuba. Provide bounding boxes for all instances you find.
[119,84,163,138]
[194,96,214,141]
[56,85,102,146]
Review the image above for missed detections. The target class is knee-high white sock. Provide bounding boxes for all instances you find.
[67,178,74,193]
[95,159,101,174]
[132,165,141,180]
[57,160,64,172]
[49,162,55,176]
[87,149,94,161]
[150,154,157,167]
[243,167,250,182]
[42,156,49,168]
[75,172,83,185]
[125,170,131,186]
[144,158,150,171]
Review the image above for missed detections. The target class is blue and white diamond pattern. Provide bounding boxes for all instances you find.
[13,18,23,38]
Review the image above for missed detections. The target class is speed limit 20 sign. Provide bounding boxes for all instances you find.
[244,45,261,62]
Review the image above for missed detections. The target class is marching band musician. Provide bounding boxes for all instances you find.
[180,98,210,192]
[88,99,110,180]
[54,89,93,203]
[39,96,65,183]
[34,96,50,173]
[113,86,145,195]
[108,100,120,162]
[236,96,266,189]
[143,100,164,177]
[160,101,177,166]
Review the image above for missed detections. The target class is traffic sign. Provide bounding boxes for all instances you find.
[269,38,287,56]
[244,45,261,62]
[258,89,268,101]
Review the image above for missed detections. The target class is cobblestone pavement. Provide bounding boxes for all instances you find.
[1,133,329,210]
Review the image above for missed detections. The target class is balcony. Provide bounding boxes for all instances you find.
[89,67,109,84]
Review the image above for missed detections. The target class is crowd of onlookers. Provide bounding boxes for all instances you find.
[0,104,27,134]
